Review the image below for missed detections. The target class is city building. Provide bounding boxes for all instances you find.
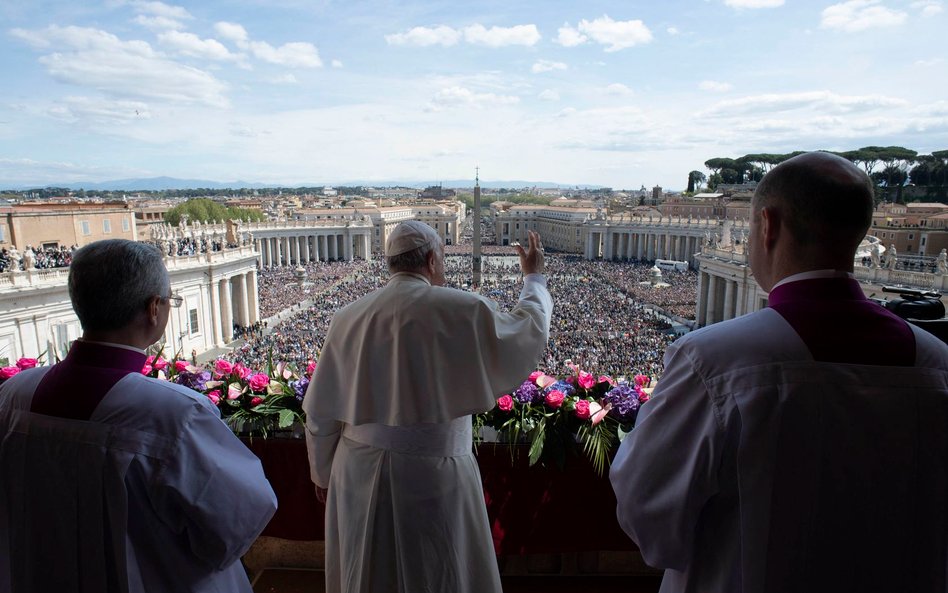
[1,201,137,251]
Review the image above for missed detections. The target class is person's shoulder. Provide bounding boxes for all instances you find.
[911,324,948,371]
[677,308,777,348]
[125,373,217,414]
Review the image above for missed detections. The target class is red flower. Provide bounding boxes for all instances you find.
[306,360,316,377]
[15,358,38,370]
[152,357,168,371]
[247,372,270,392]
[250,396,264,407]
[544,390,565,409]
[0,366,21,380]
[574,399,591,419]
[140,364,153,375]
[497,394,514,412]
[174,360,189,372]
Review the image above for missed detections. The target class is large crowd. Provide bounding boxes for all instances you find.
[232,253,698,380]
[0,245,75,272]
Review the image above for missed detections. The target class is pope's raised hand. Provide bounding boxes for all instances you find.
[514,230,545,276]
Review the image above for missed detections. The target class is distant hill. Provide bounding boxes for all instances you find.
[6,177,604,192]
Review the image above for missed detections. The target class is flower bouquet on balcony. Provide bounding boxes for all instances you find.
[141,349,310,437]
[474,362,651,476]
[0,357,42,386]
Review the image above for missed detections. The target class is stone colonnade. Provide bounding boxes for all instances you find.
[255,232,372,268]
[590,231,704,266]
[210,269,260,345]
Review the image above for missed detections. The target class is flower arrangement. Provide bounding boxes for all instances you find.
[474,362,652,476]
[141,350,312,436]
[0,357,40,386]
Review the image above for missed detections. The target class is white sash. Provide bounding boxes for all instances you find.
[343,416,472,457]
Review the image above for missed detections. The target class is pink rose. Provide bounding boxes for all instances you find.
[214,359,234,376]
[634,374,650,388]
[0,366,21,380]
[15,358,38,370]
[638,390,650,404]
[145,355,155,365]
[152,357,168,371]
[207,390,222,405]
[528,370,542,382]
[247,372,270,392]
[598,375,615,386]
[140,364,153,375]
[174,360,189,372]
[577,371,596,390]
[250,396,264,407]
[544,390,565,409]
[233,363,252,379]
[497,394,514,412]
[574,399,591,420]
[306,360,316,377]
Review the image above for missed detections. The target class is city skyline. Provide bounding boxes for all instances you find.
[1,0,946,190]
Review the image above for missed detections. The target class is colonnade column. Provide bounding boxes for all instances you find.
[722,279,736,321]
[210,279,223,347]
[237,274,250,327]
[344,234,353,261]
[274,238,283,267]
[220,278,233,342]
[706,274,719,326]
[303,236,311,263]
[247,270,260,324]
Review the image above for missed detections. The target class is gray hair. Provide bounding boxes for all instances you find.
[68,239,169,332]
[387,241,435,274]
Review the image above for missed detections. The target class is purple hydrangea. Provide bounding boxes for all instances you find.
[603,384,640,423]
[175,370,211,392]
[290,378,310,402]
[514,380,541,404]
[545,380,575,397]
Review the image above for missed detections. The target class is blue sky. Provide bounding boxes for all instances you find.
[1,0,946,189]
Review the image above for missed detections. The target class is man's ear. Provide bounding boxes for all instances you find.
[147,295,162,327]
[427,249,437,274]
[760,206,780,252]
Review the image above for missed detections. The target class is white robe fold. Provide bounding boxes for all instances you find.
[304,272,553,593]
[0,367,278,593]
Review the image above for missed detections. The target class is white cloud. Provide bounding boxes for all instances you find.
[131,1,191,21]
[13,25,228,107]
[911,0,944,16]
[48,96,151,123]
[556,23,587,47]
[532,59,567,74]
[667,27,680,35]
[699,80,733,92]
[914,57,944,67]
[132,15,185,31]
[462,24,541,47]
[538,89,560,101]
[572,15,653,52]
[248,40,322,68]
[820,0,907,32]
[331,59,343,68]
[724,0,784,7]
[158,30,238,61]
[428,86,520,110]
[269,73,298,84]
[214,21,249,45]
[604,83,635,96]
[385,25,461,47]
[701,91,908,116]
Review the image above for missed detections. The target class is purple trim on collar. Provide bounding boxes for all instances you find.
[767,278,916,366]
[30,340,148,421]
[767,277,866,308]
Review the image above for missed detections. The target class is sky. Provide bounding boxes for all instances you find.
[1,0,946,190]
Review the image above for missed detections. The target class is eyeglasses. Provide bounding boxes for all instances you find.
[162,294,184,308]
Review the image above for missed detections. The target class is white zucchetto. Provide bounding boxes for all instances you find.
[385,220,441,257]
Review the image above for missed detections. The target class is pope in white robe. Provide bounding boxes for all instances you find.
[304,223,552,593]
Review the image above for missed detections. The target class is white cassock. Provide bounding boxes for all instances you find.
[0,368,277,593]
[610,307,948,593]
[304,271,552,593]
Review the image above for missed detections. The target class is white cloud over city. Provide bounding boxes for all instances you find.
[1,0,945,189]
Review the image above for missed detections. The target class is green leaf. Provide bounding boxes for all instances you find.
[527,417,547,466]
[278,409,295,429]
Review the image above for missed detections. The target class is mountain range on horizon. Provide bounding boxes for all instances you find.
[4,176,611,192]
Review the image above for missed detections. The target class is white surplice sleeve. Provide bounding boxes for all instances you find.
[304,412,342,488]
[609,338,725,571]
[150,399,277,570]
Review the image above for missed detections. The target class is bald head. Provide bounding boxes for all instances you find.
[753,151,874,250]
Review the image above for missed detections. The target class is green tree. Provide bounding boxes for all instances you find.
[165,198,265,226]
[686,170,707,193]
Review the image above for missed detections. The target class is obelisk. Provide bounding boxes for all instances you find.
[472,167,482,287]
